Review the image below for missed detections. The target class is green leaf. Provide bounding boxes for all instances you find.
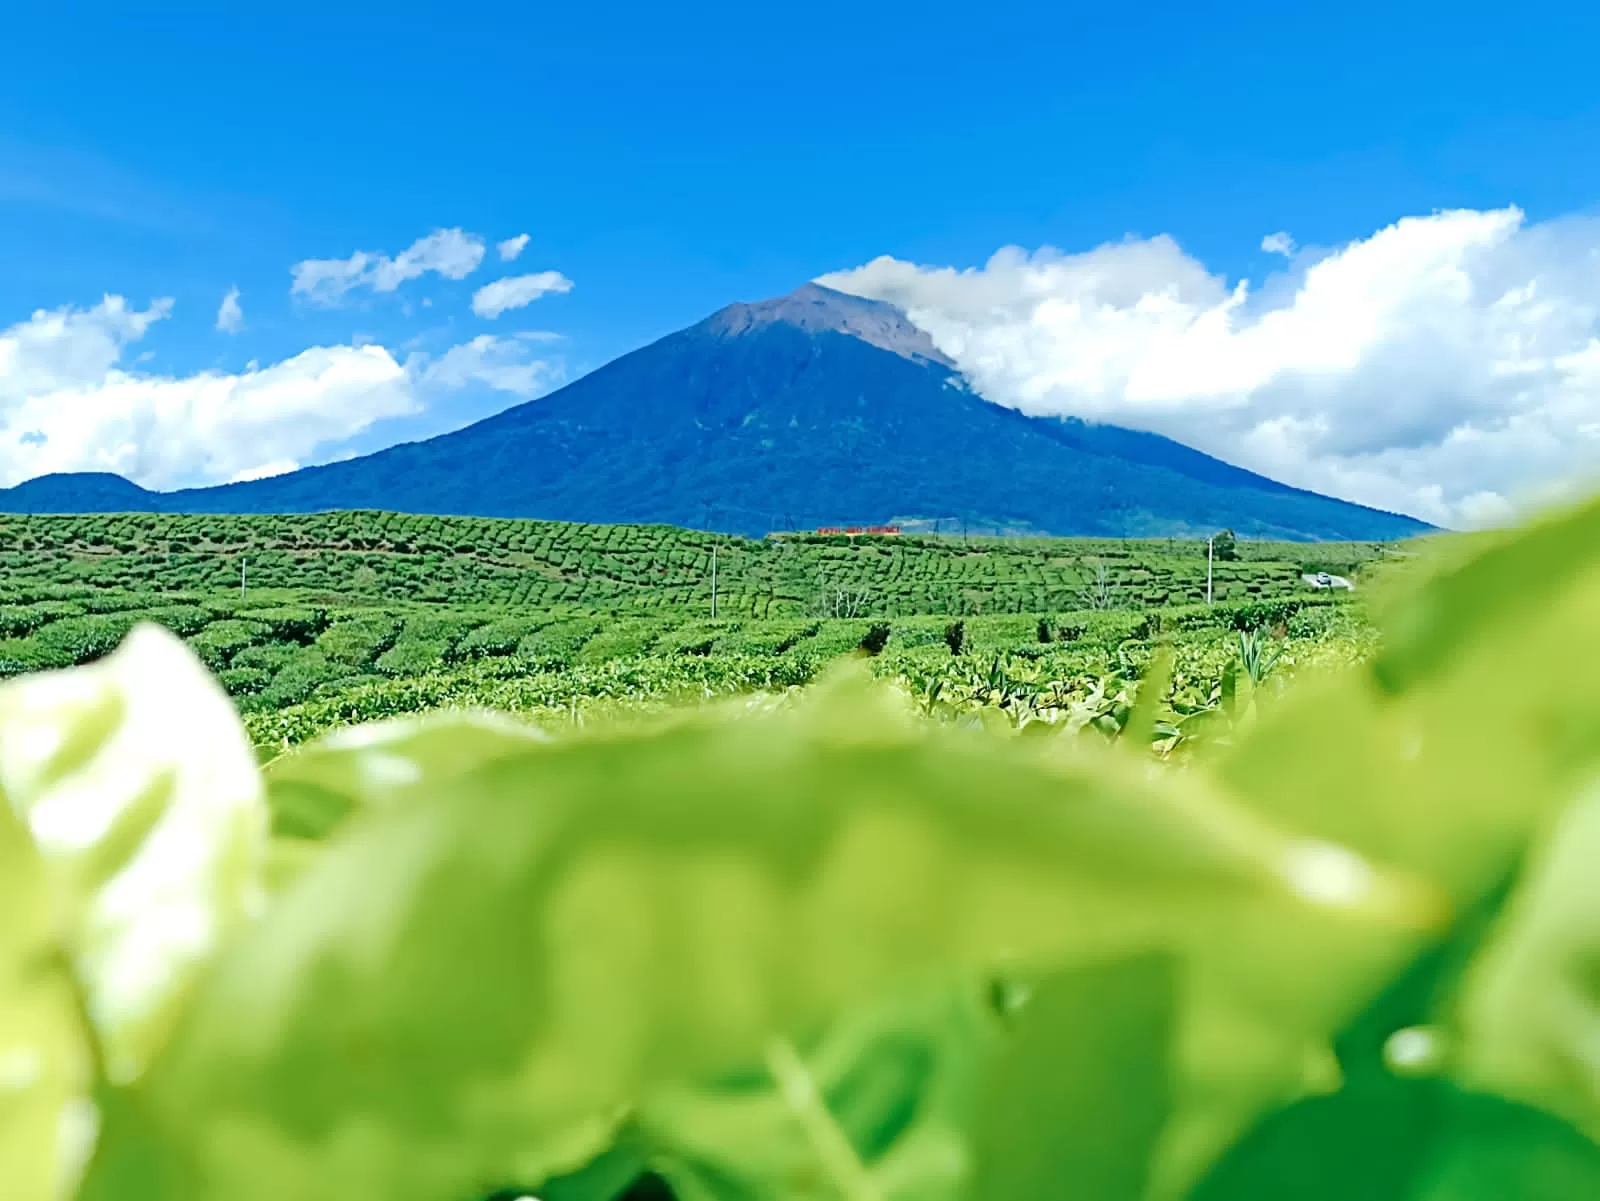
[262,709,547,840]
[534,1128,653,1201]
[80,679,1436,1201]
[1202,504,1600,1195]
[1373,497,1600,695]
[1220,496,1600,905]
[1410,1092,1600,1201]
[1187,1080,1445,1201]
[0,624,266,1084]
[966,953,1175,1201]
[0,789,90,1201]
[1124,645,1174,750]
[1453,778,1600,1139]
[1189,1081,1600,1201]
[1195,1083,1600,1201]
[636,980,995,1201]
[1333,870,1515,1091]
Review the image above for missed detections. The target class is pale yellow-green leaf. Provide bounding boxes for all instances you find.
[263,708,547,841]
[0,790,89,1201]
[0,624,266,1083]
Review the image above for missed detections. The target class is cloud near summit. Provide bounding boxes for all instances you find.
[821,206,1600,528]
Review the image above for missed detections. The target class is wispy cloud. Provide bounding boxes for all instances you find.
[290,228,487,307]
[1260,231,1296,257]
[215,286,243,334]
[417,334,565,398]
[497,233,530,262]
[467,271,576,319]
[471,271,573,319]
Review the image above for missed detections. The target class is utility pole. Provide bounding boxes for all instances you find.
[241,556,248,600]
[710,542,718,619]
[1206,537,1214,605]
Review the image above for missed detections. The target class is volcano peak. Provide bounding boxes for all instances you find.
[701,282,955,368]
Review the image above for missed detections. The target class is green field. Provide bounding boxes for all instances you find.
[0,511,1392,745]
[0,510,1391,612]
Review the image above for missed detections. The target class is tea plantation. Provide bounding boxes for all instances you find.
[0,510,1396,744]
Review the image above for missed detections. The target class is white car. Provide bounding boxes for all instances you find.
[1303,571,1354,590]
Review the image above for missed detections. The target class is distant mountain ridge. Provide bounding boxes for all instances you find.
[0,284,1430,540]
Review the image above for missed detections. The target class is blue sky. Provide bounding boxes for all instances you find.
[3,0,1600,522]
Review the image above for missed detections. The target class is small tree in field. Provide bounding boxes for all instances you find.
[1213,529,1238,561]
[1076,559,1119,610]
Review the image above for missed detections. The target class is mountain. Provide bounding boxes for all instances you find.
[0,284,1430,540]
[0,472,157,513]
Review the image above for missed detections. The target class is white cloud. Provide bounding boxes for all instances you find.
[1261,231,1296,257]
[229,459,297,483]
[0,296,562,489]
[498,233,530,262]
[418,334,565,399]
[0,295,170,397]
[820,207,1600,528]
[373,229,484,290]
[215,286,243,334]
[289,252,374,306]
[290,228,486,306]
[471,271,574,319]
